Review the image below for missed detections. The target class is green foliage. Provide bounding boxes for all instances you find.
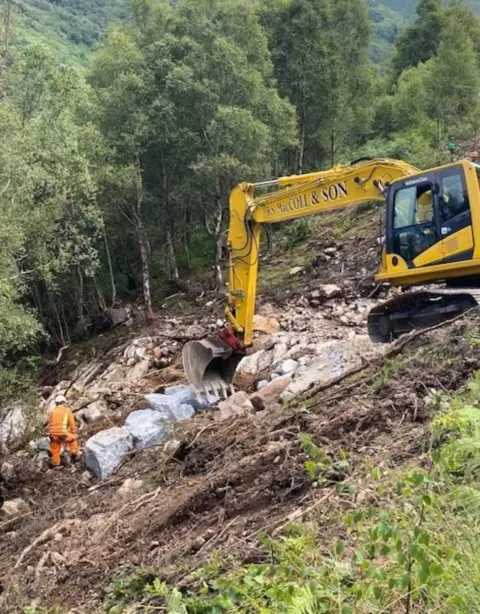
[283,219,312,250]
[261,0,376,171]
[391,0,444,79]
[0,367,34,407]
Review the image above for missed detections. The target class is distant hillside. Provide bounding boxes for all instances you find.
[12,0,130,64]
[368,0,408,65]
[12,0,480,68]
[378,0,480,16]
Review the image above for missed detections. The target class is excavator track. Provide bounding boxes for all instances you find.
[367,288,480,343]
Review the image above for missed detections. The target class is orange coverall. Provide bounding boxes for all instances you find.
[48,405,79,466]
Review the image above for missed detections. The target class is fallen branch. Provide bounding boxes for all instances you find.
[271,492,331,536]
[14,519,83,570]
[196,516,239,555]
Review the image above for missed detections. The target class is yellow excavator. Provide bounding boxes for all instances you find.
[183,157,480,397]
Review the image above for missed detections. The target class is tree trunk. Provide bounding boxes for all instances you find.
[330,129,335,167]
[76,266,86,335]
[93,275,107,311]
[137,218,153,321]
[103,225,117,306]
[166,229,179,282]
[213,198,224,289]
[298,101,306,174]
[134,154,153,321]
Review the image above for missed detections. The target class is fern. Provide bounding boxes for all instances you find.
[286,585,317,614]
[167,588,188,614]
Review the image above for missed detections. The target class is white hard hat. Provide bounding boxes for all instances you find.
[54,394,67,405]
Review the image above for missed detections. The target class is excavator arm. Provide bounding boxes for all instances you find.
[183,158,419,397]
[225,158,419,346]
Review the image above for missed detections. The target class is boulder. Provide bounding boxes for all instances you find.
[281,340,364,401]
[272,342,289,366]
[105,307,130,327]
[146,393,196,421]
[84,427,133,479]
[164,384,212,410]
[218,391,254,421]
[256,380,269,391]
[77,401,106,424]
[253,315,281,335]
[125,410,169,450]
[275,359,298,376]
[145,393,178,415]
[319,284,342,300]
[173,404,195,421]
[250,375,292,411]
[237,349,274,375]
[1,498,31,518]
[0,405,26,448]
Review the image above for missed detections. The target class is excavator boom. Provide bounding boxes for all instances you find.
[184,158,480,398]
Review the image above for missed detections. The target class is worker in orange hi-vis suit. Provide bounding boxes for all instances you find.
[48,395,80,468]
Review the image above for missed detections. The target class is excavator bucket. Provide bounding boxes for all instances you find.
[182,337,244,400]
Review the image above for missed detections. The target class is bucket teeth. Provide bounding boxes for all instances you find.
[182,337,243,403]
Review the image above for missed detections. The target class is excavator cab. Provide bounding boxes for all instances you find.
[369,161,480,341]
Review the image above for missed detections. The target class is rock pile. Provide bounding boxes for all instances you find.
[83,385,205,479]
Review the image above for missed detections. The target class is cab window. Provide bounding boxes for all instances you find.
[392,182,436,263]
[438,171,469,224]
[394,183,433,229]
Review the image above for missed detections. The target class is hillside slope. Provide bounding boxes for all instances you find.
[379,0,480,16]
[12,0,130,64]
[9,0,407,67]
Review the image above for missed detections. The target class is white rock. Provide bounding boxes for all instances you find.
[256,380,269,391]
[116,478,143,498]
[272,342,289,366]
[281,340,364,401]
[1,498,31,517]
[319,284,342,299]
[163,438,182,456]
[36,437,50,452]
[80,471,92,486]
[289,266,303,276]
[275,359,298,376]
[1,460,15,481]
[84,427,134,479]
[77,401,106,424]
[0,406,26,448]
[237,349,274,374]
